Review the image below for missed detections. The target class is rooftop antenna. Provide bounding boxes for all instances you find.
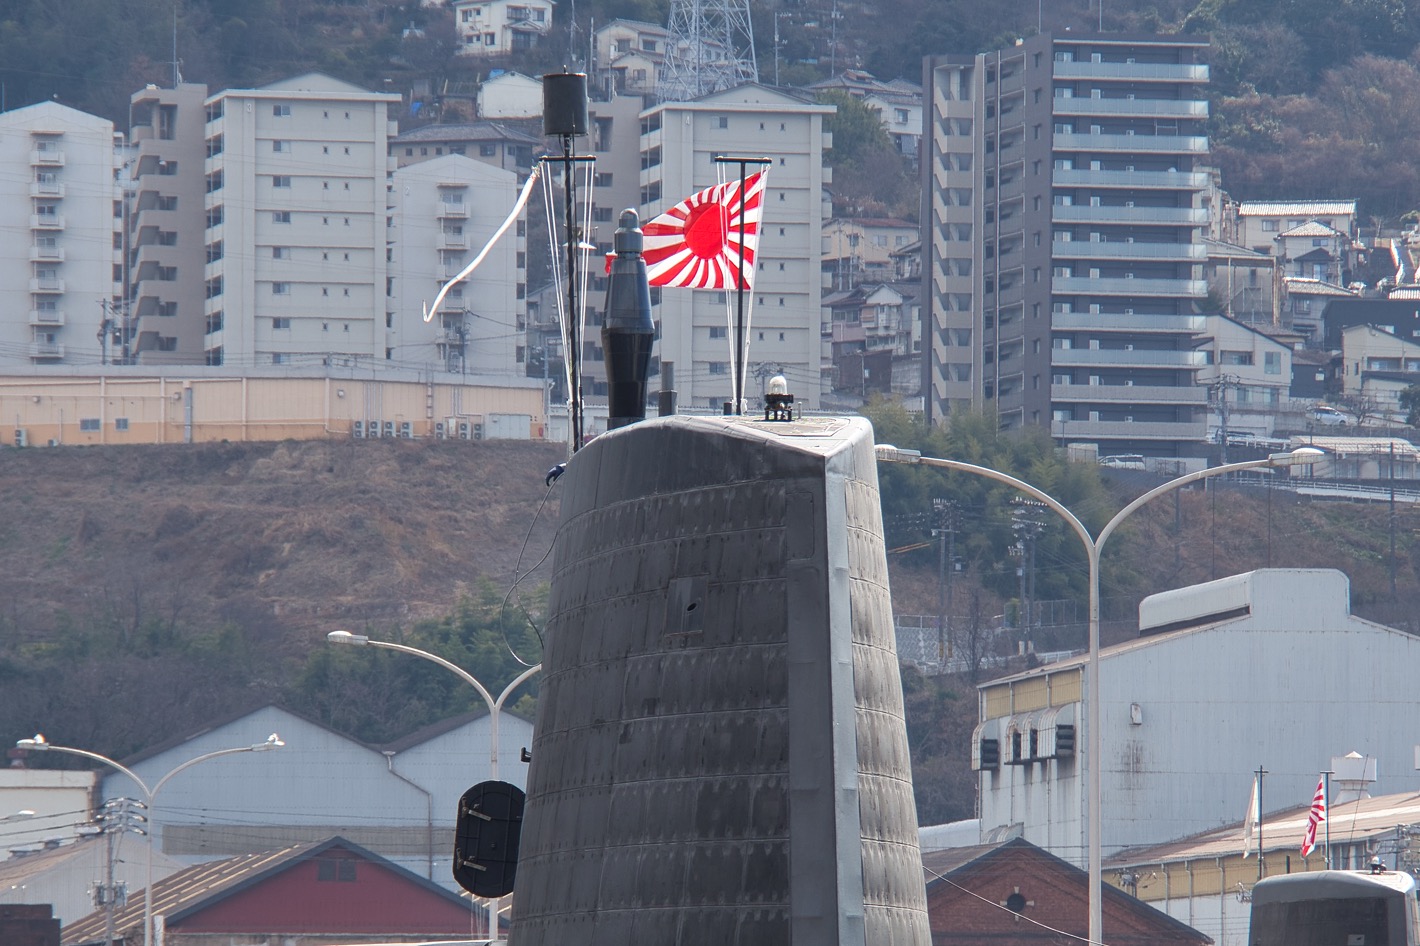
[660,0,757,100]
[171,2,182,86]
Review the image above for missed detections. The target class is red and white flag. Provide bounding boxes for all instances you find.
[1301,775,1327,857]
[641,170,767,289]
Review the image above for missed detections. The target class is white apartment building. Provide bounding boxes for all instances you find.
[0,102,123,368]
[390,153,526,376]
[637,84,834,411]
[452,0,554,57]
[200,73,401,368]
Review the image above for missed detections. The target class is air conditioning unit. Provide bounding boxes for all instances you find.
[399,421,413,439]
[473,423,484,440]
[14,429,26,448]
[457,422,471,440]
[382,421,395,438]
[435,422,446,439]
[352,420,365,438]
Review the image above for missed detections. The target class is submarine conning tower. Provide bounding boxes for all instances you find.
[508,413,932,946]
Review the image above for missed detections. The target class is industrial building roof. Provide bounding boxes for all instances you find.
[1108,790,1420,867]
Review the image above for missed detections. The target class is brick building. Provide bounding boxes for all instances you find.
[923,837,1210,946]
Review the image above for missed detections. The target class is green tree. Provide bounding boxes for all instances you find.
[1399,385,1420,427]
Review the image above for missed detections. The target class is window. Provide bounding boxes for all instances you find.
[272,140,288,152]
[157,195,177,211]
[709,361,728,374]
[115,417,131,430]
[272,175,291,188]
[273,317,291,329]
[272,283,289,296]
[272,211,291,224]
[717,116,728,128]
[273,104,291,117]
[273,247,289,260]
[1264,351,1282,375]
[480,143,497,156]
[1261,220,1279,232]
[80,418,101,432]
[709,326,727,339]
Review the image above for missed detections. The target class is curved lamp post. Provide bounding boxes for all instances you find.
[326,630,540,936]
[15,732,284,946]
[875,445,1323,946]
[325,631,539,782]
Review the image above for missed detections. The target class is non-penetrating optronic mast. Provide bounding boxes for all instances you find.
[659,0,758,101]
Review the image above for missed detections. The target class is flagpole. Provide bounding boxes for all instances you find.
[713,155,771,415]
[1255,764,1268,881]
[1322,769,1332,866]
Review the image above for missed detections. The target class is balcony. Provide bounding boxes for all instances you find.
[1051,313,1205,333]
[1051,383,1207,405]
[441,234,469,249]
[438,203,469,219]
[1052,62,1209,82]
[29,342,65,360]
[1051,98,1208,120]
[1051,168,1210,190]
[1057,418,1208,441]
[29,181,65,198]
[30,214,64,230]
[1051,205,1208,226]
[28,309,66,327]
[1050,347,1206,368]
[30,149,65,166]
[1052,275,1207,296]
[1053,241,1206,261]
[29,279,65,294]
[29,245,65,263]
[1053,132,1208,154]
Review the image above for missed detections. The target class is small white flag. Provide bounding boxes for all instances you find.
[1243,775,1260,858]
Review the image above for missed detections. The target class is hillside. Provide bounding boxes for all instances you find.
[3,435,1418,826]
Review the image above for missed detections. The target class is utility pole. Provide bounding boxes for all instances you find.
[97,299,113,365]
[1390,440,1397,600]
[932,499,959,668]
[96,797,145,946]
[1011,500,1047,634]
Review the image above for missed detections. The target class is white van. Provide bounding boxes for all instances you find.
[1098,454,1146,470]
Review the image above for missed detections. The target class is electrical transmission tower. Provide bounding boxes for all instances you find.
[659,0,758,101]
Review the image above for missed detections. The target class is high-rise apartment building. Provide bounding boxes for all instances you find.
[389,153,525,375]
[924,34,1211,456]
[638,84,834,411]
[0,102,123,367]
[200,74,400,368]
[128,83,210,364]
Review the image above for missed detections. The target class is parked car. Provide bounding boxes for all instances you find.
[1099,454,1146,470]
[1311,406,1351,426]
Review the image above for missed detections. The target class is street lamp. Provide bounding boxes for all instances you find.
[15,732,284,946]
[326,631,539,782]
[326,630,540,937]
[875,445,1323,946]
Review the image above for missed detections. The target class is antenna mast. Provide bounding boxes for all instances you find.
[660,0,757,100]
